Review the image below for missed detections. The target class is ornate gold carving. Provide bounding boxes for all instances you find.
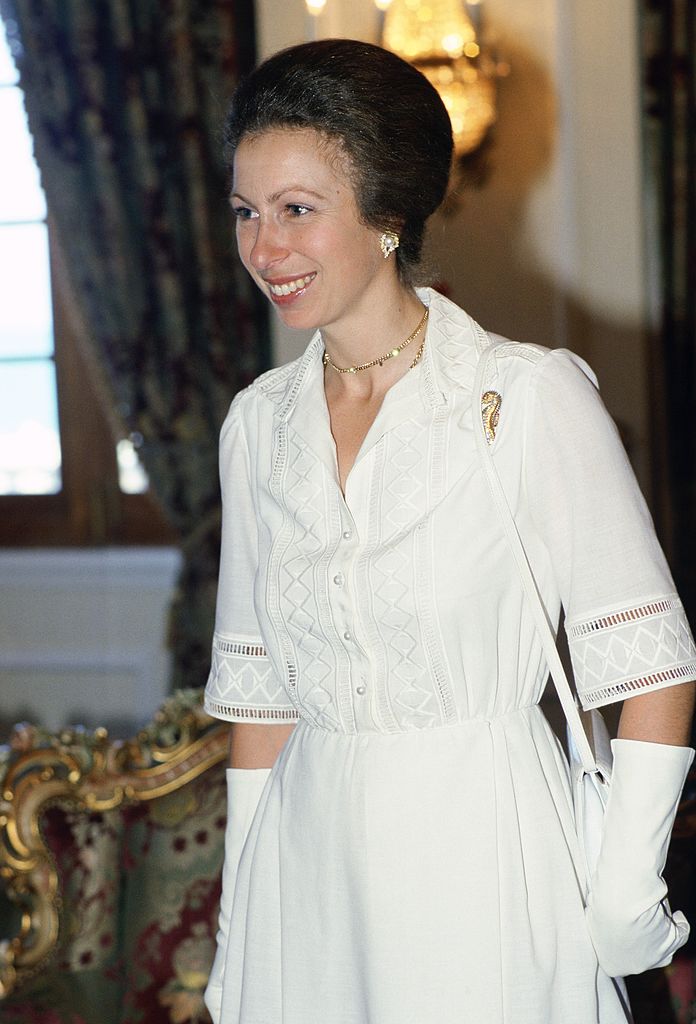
[481,389,502,444]
[0,689,227,999]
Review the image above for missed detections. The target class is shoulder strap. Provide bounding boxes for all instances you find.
[472,340,599,774]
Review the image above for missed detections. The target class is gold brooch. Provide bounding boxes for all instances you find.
[481,390,502,444]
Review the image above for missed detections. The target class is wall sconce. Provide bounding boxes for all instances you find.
[303,0,505,161]
[382,0,501,158]
[304,0,394,11]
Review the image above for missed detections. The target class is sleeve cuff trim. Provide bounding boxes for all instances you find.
[567,597,682,639]
[580,661,696,709]
[212,633,268,659]
[204,697,299,722]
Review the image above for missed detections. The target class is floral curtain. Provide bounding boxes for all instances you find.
[640,0,696,623]
[0,0,269,688]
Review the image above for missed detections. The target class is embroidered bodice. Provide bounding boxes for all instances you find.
[204,289,696,733]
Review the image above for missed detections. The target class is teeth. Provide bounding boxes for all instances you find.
[269,275,314,297]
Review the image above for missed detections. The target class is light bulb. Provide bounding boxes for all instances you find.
[375,0,395,9]
[305,0,327,14]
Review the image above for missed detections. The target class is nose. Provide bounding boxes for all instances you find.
[247,219,288,273]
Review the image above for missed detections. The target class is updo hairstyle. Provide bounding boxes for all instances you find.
[225,39,454,284]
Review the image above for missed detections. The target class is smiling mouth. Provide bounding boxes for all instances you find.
[266,274,316,297]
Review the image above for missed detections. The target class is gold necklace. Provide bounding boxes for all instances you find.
[322,307,429,375]
[409,336,426,369]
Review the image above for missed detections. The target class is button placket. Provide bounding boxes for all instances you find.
[330,514,372,720]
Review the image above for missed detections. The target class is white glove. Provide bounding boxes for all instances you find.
[586,738,694,978]
[204,767,270,1023]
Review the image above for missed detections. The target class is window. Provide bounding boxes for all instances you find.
[0,16,176,546]
[0,21,57,496]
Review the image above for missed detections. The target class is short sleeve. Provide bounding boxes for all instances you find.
[204,391,299,723]
[525,349,696,710]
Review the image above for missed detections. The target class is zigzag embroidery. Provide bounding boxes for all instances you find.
[568,598,696,707]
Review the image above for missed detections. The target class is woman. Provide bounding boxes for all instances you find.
[204,39,696,1024]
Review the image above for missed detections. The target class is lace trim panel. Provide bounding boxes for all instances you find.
[579,664,696,710]
[203,697,299,722]
[213,638,268,658]
[204,631,299,723]
[567,598,696,709]
[566,598,680,639]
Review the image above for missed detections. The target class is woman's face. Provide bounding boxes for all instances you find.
[231,128,391,334]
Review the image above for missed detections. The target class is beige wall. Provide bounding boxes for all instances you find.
[254,0,650,489]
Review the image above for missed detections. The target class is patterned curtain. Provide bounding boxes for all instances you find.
[0,0,270,688]
[640,0,696,622]
[634,16,696,1023]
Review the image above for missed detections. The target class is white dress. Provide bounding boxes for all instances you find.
[205,288,696,1024]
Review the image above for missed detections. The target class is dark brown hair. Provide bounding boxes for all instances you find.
[225,39,453,284]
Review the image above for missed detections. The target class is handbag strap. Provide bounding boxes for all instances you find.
[473,339,599,774]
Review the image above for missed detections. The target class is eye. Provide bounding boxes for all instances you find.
[286,204,312,217]
[231,205,258,221]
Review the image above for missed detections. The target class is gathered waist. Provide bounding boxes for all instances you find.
[272,705,571,793]
[293,702,548,743]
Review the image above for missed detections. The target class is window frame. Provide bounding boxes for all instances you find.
[0,223,178,547]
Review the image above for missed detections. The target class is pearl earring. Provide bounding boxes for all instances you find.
[379,231,400,259]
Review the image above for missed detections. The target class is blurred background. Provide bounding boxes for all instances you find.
[0,0,693,739]
[0,4,694,1021]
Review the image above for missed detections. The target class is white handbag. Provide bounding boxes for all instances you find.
[473,338,612,886]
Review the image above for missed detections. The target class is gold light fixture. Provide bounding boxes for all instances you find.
[304,0,394,10]
[302,0,503,160]
[381,0,498,157]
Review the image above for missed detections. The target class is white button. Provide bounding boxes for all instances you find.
[356,685,366,695]
[343,630,352,641]
[342,529,352,540]
[333,573,344,586]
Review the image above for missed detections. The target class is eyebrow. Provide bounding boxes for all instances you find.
[231,186,326,204]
